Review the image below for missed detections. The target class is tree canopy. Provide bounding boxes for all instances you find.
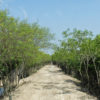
[52,29,100,96]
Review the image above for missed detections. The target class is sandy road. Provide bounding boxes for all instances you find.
[5,65,97,100]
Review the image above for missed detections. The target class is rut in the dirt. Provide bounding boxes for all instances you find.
[5,65,97,100]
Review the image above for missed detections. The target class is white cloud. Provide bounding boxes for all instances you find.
[0,0,3,6]
[19,7,28,19]
[0,0,11,8]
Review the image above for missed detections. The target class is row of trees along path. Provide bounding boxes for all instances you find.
[0,10,99,100]
[5,65,97,100]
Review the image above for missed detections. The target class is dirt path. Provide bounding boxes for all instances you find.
[5,65,97,100]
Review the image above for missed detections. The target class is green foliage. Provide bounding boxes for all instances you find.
[0,10,53,77]
[52,29,100,95]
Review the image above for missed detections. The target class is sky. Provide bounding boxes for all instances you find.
[0,0,100,52]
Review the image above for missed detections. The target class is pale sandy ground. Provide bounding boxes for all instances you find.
[5,65,97,100]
